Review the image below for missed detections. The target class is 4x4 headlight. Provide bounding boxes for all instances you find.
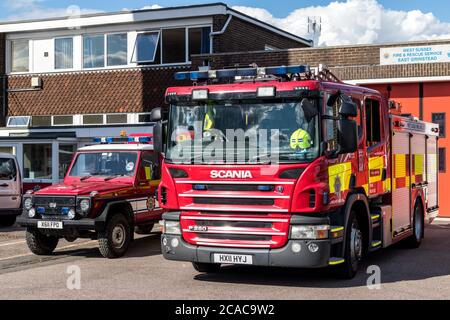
[163,221,181,235]
[290,225,330,240]
[79,199,90,212]
[24,198,33,210]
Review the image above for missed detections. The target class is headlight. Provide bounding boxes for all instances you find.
[163,221,181,235]
[24,198,33,210]
[28,208,36,218]
[67,209,76,220]
[290,225,329,240]
[79,199,90,212]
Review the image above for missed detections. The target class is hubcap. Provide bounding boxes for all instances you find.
[350,221,363,269]
[112,224,126,248]
[415,207,422,241]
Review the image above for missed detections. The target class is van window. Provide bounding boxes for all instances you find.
[365,98,382,147]
[0,158,17,180]
[138,152,160,182]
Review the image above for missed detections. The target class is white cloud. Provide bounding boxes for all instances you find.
[233,0,450,46]
[140,5,163,10]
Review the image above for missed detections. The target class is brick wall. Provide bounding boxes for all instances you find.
[7,66,190,116]
[212,15,309,53]
[193,39,450,80]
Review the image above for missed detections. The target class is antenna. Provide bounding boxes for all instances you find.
[307,16,322,47]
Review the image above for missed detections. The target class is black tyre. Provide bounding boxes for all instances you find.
[98,213,131,259]
[0,215,17,227]
[192,262,221,273]
[334,211,363,279]
[405,201,424,248]
[134,223,155,235]
[26,228,59,255]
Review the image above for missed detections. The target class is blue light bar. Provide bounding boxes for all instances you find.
[36,207,45,214]
[174,65,310,81]
[93,137,129,144]
[128,136,152,143]
[61,207,70,215]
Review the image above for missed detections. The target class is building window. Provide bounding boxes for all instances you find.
[23,144,52,180]
[162,28,186,64]
[7,116,30,127]
[134,31,160,64]
[432,113,446,138]
[11,40,29,72]
[83,114,104,125]
[83,34,105,68]
[53,115,74,126]
[32,116,52,127]
[107,33,128,66]
[59,144,77,179]
[138,114,152,123]
[439,148,446,173]
[188,27,211,58]
[106,114,127,124]
[55,38,73,70]
[365,98,381,147]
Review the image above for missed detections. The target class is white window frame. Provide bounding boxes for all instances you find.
[131,30,161,64]
[82,33,106,69]
[82,114,105,125]
[6,116,31,128]
[105,113,128,125]
[54,36,75,71]
[52,115,74,126]
[186,25,213,62]
[22,141,55,184]
[10,39,30,74]
[106,32,129,67]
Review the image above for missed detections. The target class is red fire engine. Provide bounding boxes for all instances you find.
[152,64,439,278]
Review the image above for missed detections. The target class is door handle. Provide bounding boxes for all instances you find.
[0,183,9,187]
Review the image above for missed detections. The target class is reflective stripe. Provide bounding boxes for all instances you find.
[369,156,384,184]
[329,258,345,265]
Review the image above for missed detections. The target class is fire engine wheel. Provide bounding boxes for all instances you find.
[98,214,131,259]
[334,212,363,279]
[25,228,59,255]
[134,223,155,235]
[192,262,221,273]
[405,201,424,248]
[0,215,17,227]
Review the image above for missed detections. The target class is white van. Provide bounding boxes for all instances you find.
[0,153,21,227]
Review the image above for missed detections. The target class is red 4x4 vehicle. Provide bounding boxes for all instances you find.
[17,137,164,258]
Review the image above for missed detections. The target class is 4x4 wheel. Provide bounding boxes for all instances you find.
[192,262,221,273]
[0,215,17,227]
[26,228,59,255]
[334,211,364,279]
[98,213,131,259]
[135,223,155,235]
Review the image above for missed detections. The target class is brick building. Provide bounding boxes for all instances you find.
[191,39,450,216]
[0,3,311,190]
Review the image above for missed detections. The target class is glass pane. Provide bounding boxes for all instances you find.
[83,114,103,125]
[107,33,127,66]
[138,114,152,123]
[135,32,160,63]
[69,152,138,177]
[188,27,211,58]
[439,148,446,173]
[7,116,29,127]
[59,144,77,179]
[55,38,73,69]
[53,115,73,125]
[0,158,17,180]
[12,40,29,72]
[32,116,52,127]
[432,113,446,138]
[162,28,186,64]
[0,147,14,154]
[83,35,105,68]
[106,114,127,124]
[23,144,52,180]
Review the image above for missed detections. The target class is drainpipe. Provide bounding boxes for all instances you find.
[1,76,6,127]
[210,14,233,37]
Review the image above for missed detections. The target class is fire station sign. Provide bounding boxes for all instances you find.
[380,44,450,65]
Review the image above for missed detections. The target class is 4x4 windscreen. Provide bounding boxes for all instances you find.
[166,98,320,164]
[0,158,17,180]
[69,152,138,178]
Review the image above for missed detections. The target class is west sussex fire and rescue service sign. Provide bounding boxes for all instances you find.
[380,44,450,65]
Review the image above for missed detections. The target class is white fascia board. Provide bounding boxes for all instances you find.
[345,76,450,85]
[0,5,226,33]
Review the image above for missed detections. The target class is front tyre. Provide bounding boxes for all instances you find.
[26,228,59,255]
[98,214,131,259]
[334,211,363,279]
[405,201,424,248]
[192,262,221,273]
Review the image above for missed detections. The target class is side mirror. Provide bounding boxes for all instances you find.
[339,100,358,118]
[153,121,163,154]
[150,107,162,122]
[336,118,357,155]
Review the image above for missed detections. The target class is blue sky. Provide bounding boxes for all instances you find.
[1,0,449,22]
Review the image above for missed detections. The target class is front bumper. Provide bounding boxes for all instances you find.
[16,215,105,232]
[161,235,331,268]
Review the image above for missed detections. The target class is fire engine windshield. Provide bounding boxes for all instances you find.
[69,152,138,178]
[166,99,320,164]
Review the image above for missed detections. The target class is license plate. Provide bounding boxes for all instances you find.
[37,221,63,230]
[213,253,253,265]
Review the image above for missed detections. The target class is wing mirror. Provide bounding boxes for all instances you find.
[150,107,162,122]
[327,93,358,118]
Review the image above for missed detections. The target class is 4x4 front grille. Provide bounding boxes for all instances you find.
[33,196,76,215]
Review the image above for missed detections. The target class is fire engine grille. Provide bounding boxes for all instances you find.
[196,184,274,192]
[193,197,275,206]
[195,220,272,228]
[199,234,272,241]
[33,196,76,215]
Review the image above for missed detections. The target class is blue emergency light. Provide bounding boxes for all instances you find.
[174,65,310,81]
[127,136,153,143]
[93,137,129,144]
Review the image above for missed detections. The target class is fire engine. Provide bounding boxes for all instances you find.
[17,135,164,259]
[152,64,439,278]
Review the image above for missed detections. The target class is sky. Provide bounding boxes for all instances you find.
[1,0,450,46]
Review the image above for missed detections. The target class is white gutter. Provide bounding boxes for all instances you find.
[345,75,450,85]
[210,15,233,36]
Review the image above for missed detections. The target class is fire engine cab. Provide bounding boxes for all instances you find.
[17,135,163,259]
[153,64,439,278]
